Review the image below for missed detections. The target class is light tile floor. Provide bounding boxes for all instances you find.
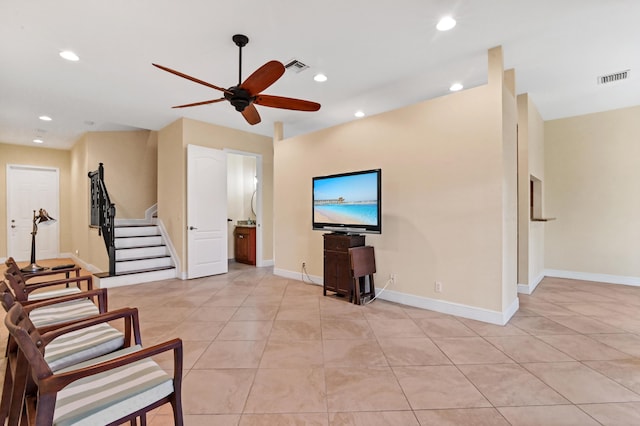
[4,262,640,425]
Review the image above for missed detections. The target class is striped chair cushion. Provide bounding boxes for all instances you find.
[45,323,125,371]
[53,346,173,426]
[28,287,83,301]
[29,299,100,328]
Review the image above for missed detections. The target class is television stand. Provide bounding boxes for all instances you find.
[323,233,365,298]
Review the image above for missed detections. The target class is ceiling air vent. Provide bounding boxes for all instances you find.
[284,59,309,73]
[598,69,630,85]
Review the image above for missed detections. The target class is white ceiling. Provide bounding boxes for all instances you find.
[1,0,638,150]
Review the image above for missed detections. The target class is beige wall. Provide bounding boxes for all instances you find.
[274,48,516,313]
[68,130,158,271]
[157,118,273,274]
[86,131,158,219]
[70,135,91,264]
[545,106,640,278]
[517,94,546,286]
[158,119,186,271]
[0,143,72,259]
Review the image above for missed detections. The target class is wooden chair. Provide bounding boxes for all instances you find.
[3,260,93,302]
[0,281,111,425]
[348,246,376,305]
[4,303,183,425]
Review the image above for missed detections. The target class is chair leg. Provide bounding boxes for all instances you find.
[171,397,184,426]
[8,358,28,426]
[0,362,13,423]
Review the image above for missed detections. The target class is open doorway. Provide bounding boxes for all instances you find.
[226,151,262,267]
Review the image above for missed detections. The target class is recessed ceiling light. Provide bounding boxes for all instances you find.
[449,83,464,92]
[59,50,79,61]
[39,115,52,121]
[33,138,44,144]
[437,16,456,31]
[314,73,327,82]
[355,111,365,118]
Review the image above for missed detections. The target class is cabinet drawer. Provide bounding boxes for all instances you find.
[324,234,365,251]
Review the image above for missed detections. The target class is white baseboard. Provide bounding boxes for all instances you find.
[379,288,519,326]
[155,218,181,274]
[274,268,518,325]
[517,272,545,295]
[61,252,102,274]
[273,268,323,287]
[544,269,640,287]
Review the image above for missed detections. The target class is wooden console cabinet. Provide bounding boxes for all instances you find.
[234,226,256,265]
[323,233,365,297]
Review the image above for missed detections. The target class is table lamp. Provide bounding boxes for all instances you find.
[20,208,57,273]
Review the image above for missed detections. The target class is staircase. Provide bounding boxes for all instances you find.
[94,222,177,288]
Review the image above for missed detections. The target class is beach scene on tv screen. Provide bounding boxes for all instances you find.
[314,173,378,225]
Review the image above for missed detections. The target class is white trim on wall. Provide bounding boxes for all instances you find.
[274,268,519,325]
[274,267,322,286]
[378,289,519,326]
[517,272,545,295]
[544,269,640,287]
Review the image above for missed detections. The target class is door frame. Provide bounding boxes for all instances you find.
[6,164,60,260]
[225,149,263,267]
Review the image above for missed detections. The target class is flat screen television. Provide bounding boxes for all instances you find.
[312,168,381,234]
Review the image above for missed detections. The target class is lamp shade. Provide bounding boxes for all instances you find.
[36,208,56,225]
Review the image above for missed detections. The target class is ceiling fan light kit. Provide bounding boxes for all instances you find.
[153,34,320,125]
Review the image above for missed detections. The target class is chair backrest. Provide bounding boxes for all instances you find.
[4,303,53,381]
[0,280,17,312]
[2,263,29,301]
[4,257,18,270]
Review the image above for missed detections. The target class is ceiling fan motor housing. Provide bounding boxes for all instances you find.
[225,86,253,111]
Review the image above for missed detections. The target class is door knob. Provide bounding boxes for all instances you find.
[189,226,197,230]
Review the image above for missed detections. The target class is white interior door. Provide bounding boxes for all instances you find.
[7,165,60,261]
[187,144,228,278]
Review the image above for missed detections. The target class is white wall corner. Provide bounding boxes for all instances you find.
[145,203,158,222]
[517,272,545,295]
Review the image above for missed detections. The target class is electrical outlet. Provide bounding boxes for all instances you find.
[390,273,396,284]
[302,261,306,269]
[435,281,443,293]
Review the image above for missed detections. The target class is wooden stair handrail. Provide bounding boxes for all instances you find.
[88,163,116,276]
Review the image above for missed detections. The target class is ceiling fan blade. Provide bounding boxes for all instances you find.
[241,104,261,125]
[172,98,226,109]
[240,61,285,95]
[152,63,230,94]
[254,94,321,111]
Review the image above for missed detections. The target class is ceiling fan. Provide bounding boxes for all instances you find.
[153,34,321,125]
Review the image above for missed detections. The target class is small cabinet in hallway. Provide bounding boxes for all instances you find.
[234,226,256,265]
